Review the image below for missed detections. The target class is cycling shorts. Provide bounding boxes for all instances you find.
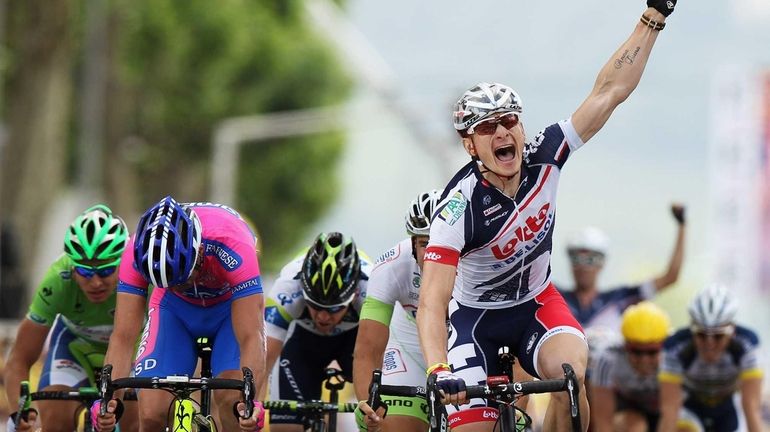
[268,325,357,425]
[445,283,585,424]
[39,317,106,389]
[133,287,240,378]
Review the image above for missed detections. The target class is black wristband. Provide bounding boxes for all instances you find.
[647,0,676,17]
[640,14,666,31]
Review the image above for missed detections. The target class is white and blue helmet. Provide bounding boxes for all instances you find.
[688,283,738,328]
[453,82,523,134]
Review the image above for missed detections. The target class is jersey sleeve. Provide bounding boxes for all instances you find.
[367,246,402,306]
[117,235,151,297]
[213,234,263,300]
[591,348,618,389]
[526,119,585,169]
[425,187,469,266]
[735,327,763,380]
[26,255,71,327]
[659,333,685,383]
[263,263,305,342]
[360,296,395,326]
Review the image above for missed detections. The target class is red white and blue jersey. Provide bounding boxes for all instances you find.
[425,119,584,308]
[558,281,655,332]
[118,203,263,306]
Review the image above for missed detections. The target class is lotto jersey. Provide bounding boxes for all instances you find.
[264,255,372,341]
[559,281,655,332]
[426,119,584,308]
[27,254,116,345]
[118,203,262,306]
[660,326,763,405]
[592,343,660,414]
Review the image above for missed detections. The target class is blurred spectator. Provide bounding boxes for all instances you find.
[0,223,26,319]
[558,204,686,340]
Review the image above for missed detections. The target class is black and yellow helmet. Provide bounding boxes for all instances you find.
[300,232,361,308]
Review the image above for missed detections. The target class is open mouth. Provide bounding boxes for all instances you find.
[494,144,516,162]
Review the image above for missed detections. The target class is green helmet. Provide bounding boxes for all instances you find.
[300,232,361,308]
[63,204,129,264]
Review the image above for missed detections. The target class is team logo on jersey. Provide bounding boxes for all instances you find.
[491,203,551,259]
[204,241,242,270]
[483,203,502,217]
[412,275,421,288]
[439,191,467,226]
[526,332,539,354]
[483,195,492,205]
[375,247,398,265]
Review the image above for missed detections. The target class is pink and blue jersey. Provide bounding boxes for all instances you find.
[118,203,263,378]
[117,203,262,305]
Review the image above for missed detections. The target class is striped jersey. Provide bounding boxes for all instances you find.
[425,119,584,308]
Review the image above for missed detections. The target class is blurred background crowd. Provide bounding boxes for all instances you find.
[1,0,770,428]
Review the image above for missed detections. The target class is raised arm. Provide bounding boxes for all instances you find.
[572,2,675,143]
[652,204,686,291]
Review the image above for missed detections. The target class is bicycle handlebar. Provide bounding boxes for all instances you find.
[262,400,357,413]
[31,389,138,402]
[99,364,255,419]
[465,377,567,399]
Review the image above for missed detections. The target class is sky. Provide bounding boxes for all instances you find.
[309,0,770,325]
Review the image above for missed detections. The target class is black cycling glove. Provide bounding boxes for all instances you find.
[647,0,676,17]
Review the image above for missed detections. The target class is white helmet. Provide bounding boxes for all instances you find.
[453,82,523,133]
[566,227,609,256]
[405,189,442,237]
[688,283,738,329]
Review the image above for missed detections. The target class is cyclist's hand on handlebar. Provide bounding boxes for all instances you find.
[7,409,38,432]
[90,399,123,432]
[355,400,386,431]
[235,400,265,431]
[431,368,467,405]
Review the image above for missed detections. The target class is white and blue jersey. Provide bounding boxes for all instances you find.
[424,119,587,424]
[425,119,584,309]
[559,281,655,332]
[659,325,763,431]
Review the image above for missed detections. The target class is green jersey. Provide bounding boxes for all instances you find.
[27,254,116,346]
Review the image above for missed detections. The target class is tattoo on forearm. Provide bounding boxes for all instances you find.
[614,46,642,69]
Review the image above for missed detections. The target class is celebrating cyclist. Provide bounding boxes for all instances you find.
[590,301,671,432]
[95,196,266,431]
[3,205,138,432]
[263,232,371,432]
[415,1,680,430]
[559,204,685,335]
[352,190,441,431]
[657,284,764,432]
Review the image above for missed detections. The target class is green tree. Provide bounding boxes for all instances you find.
[109,0,351,270]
